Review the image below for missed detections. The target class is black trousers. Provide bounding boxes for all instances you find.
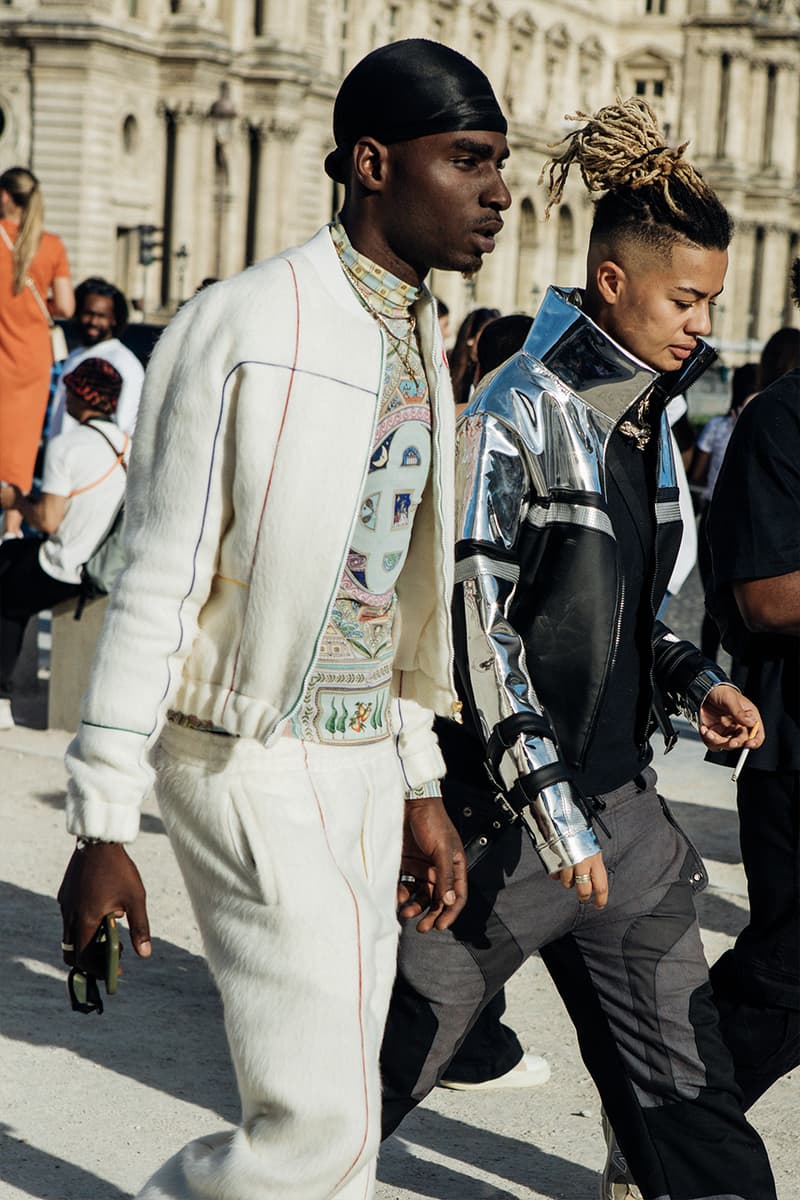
[0,538,79,694]
[380,769,776,1200]
[710,766,800,1109]
[440,987,523,1083]
[696,506,721,661]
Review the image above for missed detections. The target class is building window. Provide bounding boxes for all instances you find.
[245,125,261,267]
[645,0,667,12]
[635,78,666,101]
[763,64,777,169]
[784,233,800,326]
[122,114,139,155]
[0,105,6,142]
[716,53,731,159]
[748,226,765,343]
[254,0,264,36]
[160,110,177,310]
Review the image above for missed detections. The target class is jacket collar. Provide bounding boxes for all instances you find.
[523,286,716,427]
[292,224,435,318]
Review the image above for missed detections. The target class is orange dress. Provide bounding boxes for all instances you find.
[0,218,70,490]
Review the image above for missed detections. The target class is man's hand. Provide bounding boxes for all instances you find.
[699,684,765,752]
[556,851,608,909]
[397,797,467,933]
[58,842,151,972]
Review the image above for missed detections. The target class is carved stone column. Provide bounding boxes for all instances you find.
[699,48,722,159]
[746,59,769,169]
[762,223,792,334]
[255,116,300,260]
[772,64,798,177]
[725,219,756,353]
[165,103,206,301]
[217,114,250,279]
[725,52,751,166]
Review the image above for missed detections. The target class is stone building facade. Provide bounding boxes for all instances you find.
[0,0,797,358]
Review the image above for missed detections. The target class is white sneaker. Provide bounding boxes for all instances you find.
[439,1051,551,1091]
[600,1109,643,1199]
[0,698,14,730]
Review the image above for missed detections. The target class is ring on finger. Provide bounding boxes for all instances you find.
[61,942,75,952]
[574,873,592,884]
[399,874,418,886]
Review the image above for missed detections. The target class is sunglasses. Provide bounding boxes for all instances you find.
[67,967,105,1015]
[65,914,120,1016]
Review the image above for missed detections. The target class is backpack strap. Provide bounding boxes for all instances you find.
[84,418,129,471]
[67,421,129,498]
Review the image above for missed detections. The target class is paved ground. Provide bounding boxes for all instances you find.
[0,567,796,1199]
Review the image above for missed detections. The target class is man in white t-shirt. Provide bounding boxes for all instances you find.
[49,278,145,438]
[0,356,128,728]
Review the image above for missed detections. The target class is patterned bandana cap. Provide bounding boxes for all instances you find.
[63,356,123,417]
[325,38,508,182]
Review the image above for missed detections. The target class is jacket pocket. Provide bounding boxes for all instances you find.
[225,782,258,876]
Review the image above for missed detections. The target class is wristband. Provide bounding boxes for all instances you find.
[75,836,108,851]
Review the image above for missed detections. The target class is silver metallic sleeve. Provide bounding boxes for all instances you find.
[454,414,600,871]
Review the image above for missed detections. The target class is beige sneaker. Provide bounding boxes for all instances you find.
[0,698,14,730]
[600,1109,643,1200]
[440,1051,551,1090]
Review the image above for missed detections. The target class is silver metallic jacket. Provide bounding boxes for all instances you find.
[452,287,729,871]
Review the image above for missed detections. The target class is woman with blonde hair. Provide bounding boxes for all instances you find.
[0,166,74,538]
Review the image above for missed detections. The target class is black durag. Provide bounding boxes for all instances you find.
[324,39,507,182]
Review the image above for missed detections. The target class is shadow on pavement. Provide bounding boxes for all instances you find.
[695,890,748,940]
[0,1123,132,1200]
[667,797,742,865]
[0,882,238,1122]
[379,1108,599,1199]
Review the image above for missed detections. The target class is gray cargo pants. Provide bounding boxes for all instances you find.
[380,767,776,1200]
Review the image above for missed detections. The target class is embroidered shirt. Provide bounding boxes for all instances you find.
[288,224,432,748]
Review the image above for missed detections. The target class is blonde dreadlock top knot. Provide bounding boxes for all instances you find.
[542,97,705,221]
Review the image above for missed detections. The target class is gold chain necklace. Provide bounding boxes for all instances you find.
[335,244,421,389]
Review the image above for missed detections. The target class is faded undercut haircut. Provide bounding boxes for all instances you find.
[541,97,733,257]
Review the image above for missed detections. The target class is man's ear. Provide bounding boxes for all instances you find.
[594,259,627,306]
[351,137,390,193]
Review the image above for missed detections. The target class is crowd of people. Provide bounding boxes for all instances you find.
[0,170,148,727]
[0,35,797,1200]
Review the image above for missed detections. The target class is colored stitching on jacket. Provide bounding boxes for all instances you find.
[222,258,302,713]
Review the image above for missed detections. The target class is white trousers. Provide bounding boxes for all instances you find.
[136,723,405,1200]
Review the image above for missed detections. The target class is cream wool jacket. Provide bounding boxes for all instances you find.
[66,227,458,843]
